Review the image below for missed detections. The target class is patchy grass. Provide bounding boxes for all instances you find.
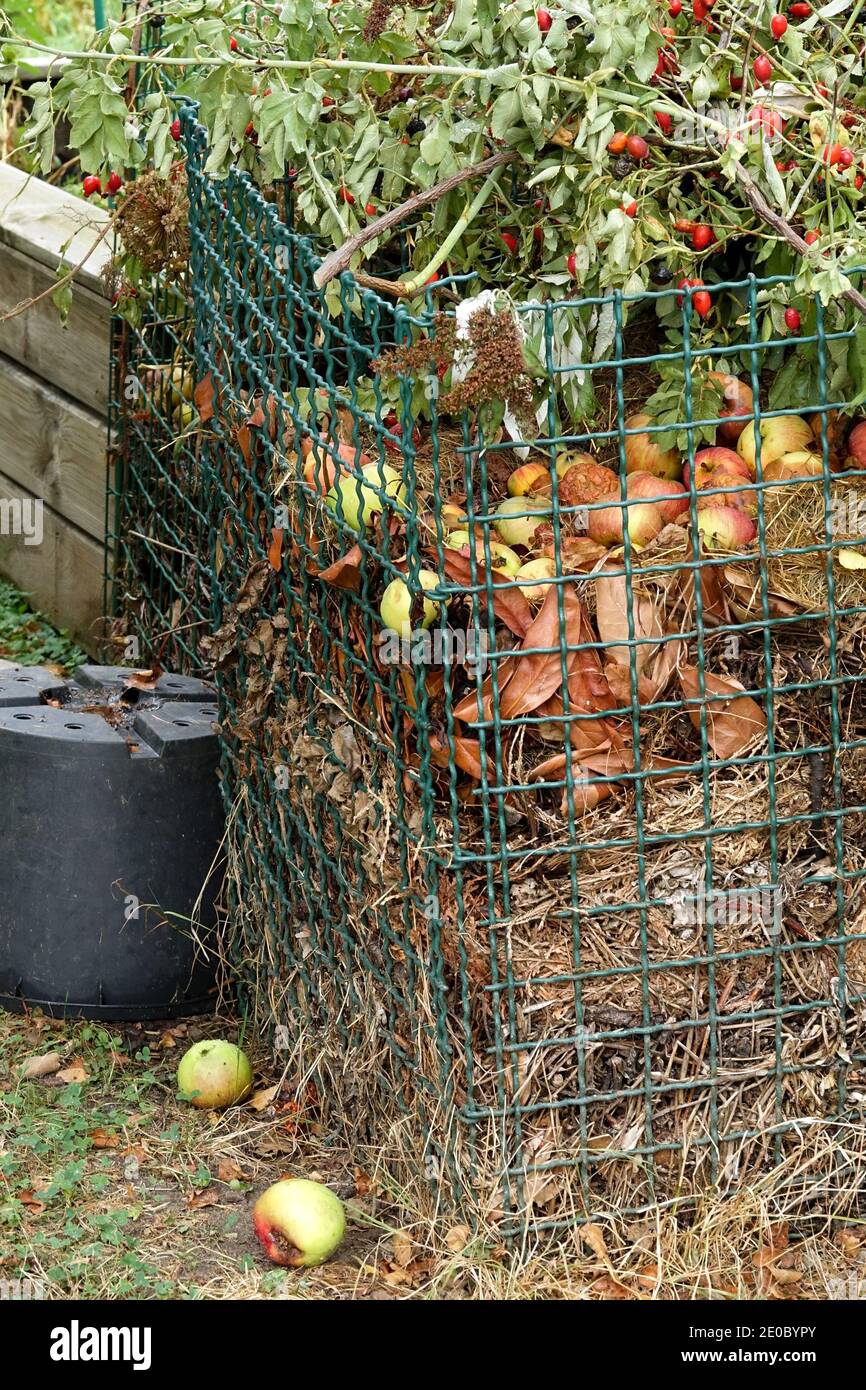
[0,581,86,671]
[1,1009,864,1301]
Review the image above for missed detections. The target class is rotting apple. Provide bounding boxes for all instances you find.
[326,462,406,531]
[445,532,522,574]
[623,414,682,479]
[514,557,558,602]
[253,1179,346,1268]
[696,471,758,512]
[685,447,753,489]
[737,415,813,471]
[558,460,618,507]
[626,470,688,522]
[762,450,824,481]
[493,496,552,548]
[695,505,757,550]
[709,372,754,445]
[588,498,664,548]
[379,570,441,638]
[177,1040,253,1110]
[507,461,550,496]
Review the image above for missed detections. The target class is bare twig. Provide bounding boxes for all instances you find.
[0,213,116,322]
[732,163,866,315]
[313,150,516,290]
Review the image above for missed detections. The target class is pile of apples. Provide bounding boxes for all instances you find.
[302,386,826,633]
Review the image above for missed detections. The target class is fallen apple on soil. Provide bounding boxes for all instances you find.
[507,460,550,496]
[493,496,552,547]
[695,505,757,550]
[627,470,688,522]
[737,415,812,471]
[177,1040,253,1110]
[762,450,824,481]
[444,532,522,574]
[326,462,406,531]
[380,570,441,638]
[696,471,758,513]
[588,498,664,548]
[684,447,753,489]
[514,556,558,601]
[709,371,754,445]
[558,459,619,507]
[253,1179,346,1268]
[623,414,682,480]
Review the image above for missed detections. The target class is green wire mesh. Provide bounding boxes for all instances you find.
[110,107,866,1234]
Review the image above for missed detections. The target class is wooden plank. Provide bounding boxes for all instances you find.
[0,353,110,542]
[0,162,112,296]
[0,242,110,413]
[0,469,106,654]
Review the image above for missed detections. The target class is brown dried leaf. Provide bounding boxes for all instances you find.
[187,1187,219,1210]
[194,372,214,423]
[248,1084,280,1112]
[680,667,767,760]
[316,544,364,592]
[594,572,662,674]
[124,667,163,692]
[581,1222,609,1261]
[444,1224,472,1254]
[439,550,532,637]
[499,582,585,721]
[90,1129,120,1150]
[392,1231,414,1268]
[267,527,284,572]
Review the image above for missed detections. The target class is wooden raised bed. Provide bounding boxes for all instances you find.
[0,162,112,652]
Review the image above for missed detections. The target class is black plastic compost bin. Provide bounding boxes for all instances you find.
[0,664,224,1020]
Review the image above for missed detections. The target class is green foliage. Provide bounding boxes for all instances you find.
[0,579,86,670]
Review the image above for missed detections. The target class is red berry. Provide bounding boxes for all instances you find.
[693,289,711,317]
[655,111,672,134]
[754,55,773,83]
[229,36,238,51]
[501,231,518,255]
[623,200,637,217]
[106,171,122,194]
[789,1,810,14]
[170,118,181,141]
[691,224,715,250]
[626,134,649,160]
[771,14,788,37]
[607,131,628,154]
[784,306,801,331]
[567,251,578,277]
[804,229,820,245]
[730,74,744,91]
[693,0,708,19]
[838,147,854,168]
[365,202,377,216]
[244,122,255,138]
[339,186,355,204]
[322,95,335,107]
[536,7,552,32]
[669,0,682,12]
[82,175,101,198]
[856,173,865,190]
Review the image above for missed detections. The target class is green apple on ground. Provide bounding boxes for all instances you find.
[253,1179,346,1268]
[493,497,552,548]
[177,1040,253,1110]
[380,570,441,638]
[737,415,812,471]
[326,462,406,531]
